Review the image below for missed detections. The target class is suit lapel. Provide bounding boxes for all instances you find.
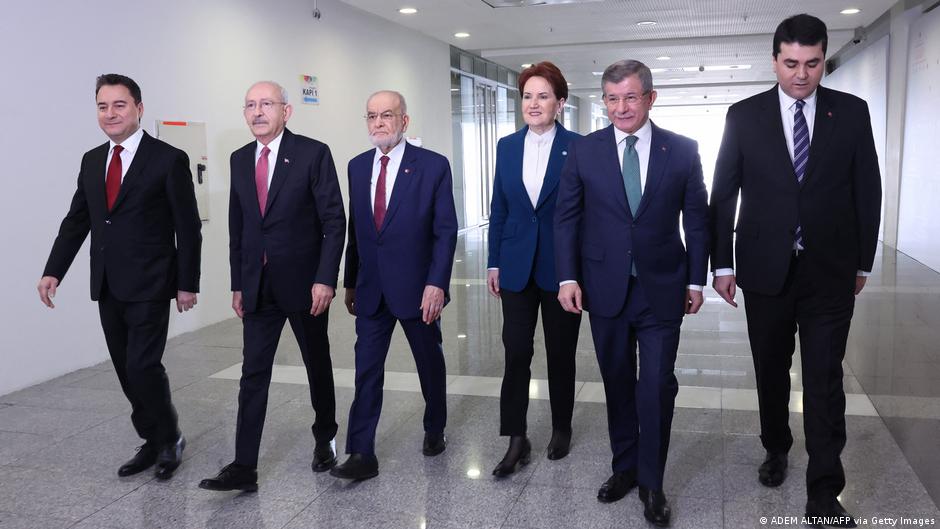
[759,87,801,191]
[505,128,532,213]
[635,123,669,220]
[88,142,109,217]
[241,143,264,223]
[110,132,154,212]
[264,129,294,215]
[802,87,835,189]
[598,125,632,217]
[351,153,376,235]
[534,122,568,211]
[380,142,417,233]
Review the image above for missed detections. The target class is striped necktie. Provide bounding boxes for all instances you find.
[792,99,809,248]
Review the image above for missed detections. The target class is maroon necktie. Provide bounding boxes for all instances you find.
[256,146,270,216]
[374,155,390,230]
[105,145,124,211]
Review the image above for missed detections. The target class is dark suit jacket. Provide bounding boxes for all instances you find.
[487,122,580,293]
[344,142,458,320]
[709,85,882,296]
[229,128,346,314]
[554,123,709,321]
[43,131,202,301]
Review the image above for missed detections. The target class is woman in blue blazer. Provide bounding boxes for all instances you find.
[487,62,582,477]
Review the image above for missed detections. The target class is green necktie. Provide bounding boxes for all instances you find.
[621,135,641,276]
[622,135,642,216]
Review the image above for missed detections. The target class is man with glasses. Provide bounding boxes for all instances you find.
[330,90,458,481]
[555,60,708,527]
[200,80,346,492]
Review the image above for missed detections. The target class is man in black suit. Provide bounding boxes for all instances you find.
[199,81,345,492]
[710,14,881,527]
[38,74,202,480]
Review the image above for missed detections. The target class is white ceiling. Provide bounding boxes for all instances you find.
[339,0,894,105]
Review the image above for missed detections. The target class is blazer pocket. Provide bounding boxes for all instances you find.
[582,242,604,261]
[734,222,759,239]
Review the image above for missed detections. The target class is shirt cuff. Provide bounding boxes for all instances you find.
[857,270,871,277]
[559,280,577,286]
[714,268,734,277]
[687,284,704,291]
[487,268,498,271]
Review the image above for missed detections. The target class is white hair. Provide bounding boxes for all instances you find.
[368,90,407,114]
[248,81,289,104]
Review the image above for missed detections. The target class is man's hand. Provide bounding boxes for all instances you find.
[685,289,704,314]
[420,285,445,324]
[557,283,583,314]
[855,276,867,296]
[486,269,500,298]
[176,291,197,313]
[345,288,356,316]
[38,276,59,308]
[232,291,244,318]
[712,275,738,308]
[310,283,335,316]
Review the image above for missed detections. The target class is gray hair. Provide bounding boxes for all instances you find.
[368,90,408,114]
[247,81,289,104]
[601,60,653,95]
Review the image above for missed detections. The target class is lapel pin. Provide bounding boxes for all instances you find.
[661,146,667,151]
[562,150,568,156]
[284,158,290,164]
[827,111,833,118]
[404,168,410,174]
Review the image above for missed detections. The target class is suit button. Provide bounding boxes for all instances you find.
[627,250,632,255]
[105,219,111,225]
[531,216,537,223]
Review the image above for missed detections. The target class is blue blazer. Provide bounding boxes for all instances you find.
[344,142,458,320]
[228,128,346,313]
[487,122,579,292]
[554,123,709,321]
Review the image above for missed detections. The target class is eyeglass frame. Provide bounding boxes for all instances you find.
[243,100,288,112]
[364,111,404,123]
[603,92,652,106]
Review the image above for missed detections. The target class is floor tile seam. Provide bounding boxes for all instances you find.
[0,400,130,415]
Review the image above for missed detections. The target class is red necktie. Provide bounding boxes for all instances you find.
[256,146,270,216]
[105,145,124,211]
[374,155,390,230]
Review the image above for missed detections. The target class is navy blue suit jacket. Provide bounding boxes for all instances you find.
[487,122,579,292]
[554,123,709,320]
[228,129,346,314]
[344,142,458,320]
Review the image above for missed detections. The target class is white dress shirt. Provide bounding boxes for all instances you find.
[106,127,144,182]
[370,137,407,212]
[522,124,556,207]
[254,131,284,189]
[714,87,868,278]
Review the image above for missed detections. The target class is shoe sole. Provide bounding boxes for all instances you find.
[330,470,379,481]
[198,482,259,493]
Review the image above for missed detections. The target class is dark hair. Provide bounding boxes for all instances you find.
[95,74,142,104]
[601,60,653,94]
[773,14,828,57]
[518,61,569,100]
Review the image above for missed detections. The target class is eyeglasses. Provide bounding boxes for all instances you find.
[364,111,402,123]
[604,93,649,106]
[243,100,286,112]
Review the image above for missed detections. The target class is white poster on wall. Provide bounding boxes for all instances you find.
[300,74,319,105]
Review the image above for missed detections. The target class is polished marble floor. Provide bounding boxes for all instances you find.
[1,229,939,528]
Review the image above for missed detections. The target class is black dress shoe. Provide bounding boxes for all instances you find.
[758,451,788,487]
[154,435,185,480]
[805,498,857,528]
[639,486,671,527]
[198,463,259,492]
[422,432,447,457]
[311,439,337,472]
[330,453,379,480]
[492,436,531,477]
[597,471,637,503]
[546,429,572,460]
[117,443,158,477]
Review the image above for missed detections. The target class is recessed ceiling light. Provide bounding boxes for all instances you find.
[656,56,671,61]
[840,8,861,15]
[454,32,470,38]
[521,63,532,68]
[398,7,417,14]
[589,94,597,98]
[636,20,657,26]
[591,71,603,76]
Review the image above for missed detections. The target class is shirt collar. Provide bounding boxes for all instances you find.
[373,136,407,165]
[256,130,284,156]
[525,123,557,145]
[614,118,652,146]
[778,85,817,112]
[110,127,144,155]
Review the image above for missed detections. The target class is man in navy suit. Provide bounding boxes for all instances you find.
[200,81,346,492]
[331,90,458,481]
[555,60,708,527]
